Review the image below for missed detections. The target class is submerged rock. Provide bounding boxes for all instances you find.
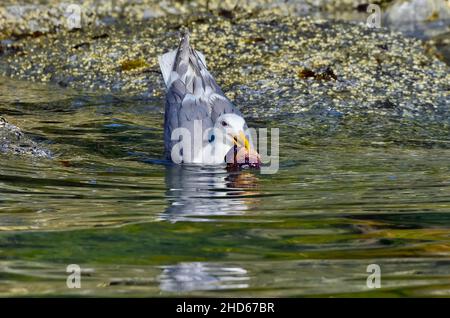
[0,117,51,158]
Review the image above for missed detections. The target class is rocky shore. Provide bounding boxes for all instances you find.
[1,13,448,115]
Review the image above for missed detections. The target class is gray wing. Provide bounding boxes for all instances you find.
[164,80,213,161]
[162,31,242,161]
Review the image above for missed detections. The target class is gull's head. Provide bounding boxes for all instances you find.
[214,113,250,151]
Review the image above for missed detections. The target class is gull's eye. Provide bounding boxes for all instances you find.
[221,121,228,127]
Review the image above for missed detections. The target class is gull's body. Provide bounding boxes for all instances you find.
[159,31,253,165]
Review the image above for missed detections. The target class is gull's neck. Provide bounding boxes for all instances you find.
[193,140,233,165]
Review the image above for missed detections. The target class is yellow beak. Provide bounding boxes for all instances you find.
[234,131,250,151]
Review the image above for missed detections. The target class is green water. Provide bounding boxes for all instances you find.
[0,77,450,297]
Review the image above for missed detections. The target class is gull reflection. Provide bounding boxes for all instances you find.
[159,262,249,292]
[160,165,259,222]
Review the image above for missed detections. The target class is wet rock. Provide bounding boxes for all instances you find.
[0,117,51,158]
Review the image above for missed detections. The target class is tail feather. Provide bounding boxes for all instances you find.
[158,31,208,89]
[158,49,177,87]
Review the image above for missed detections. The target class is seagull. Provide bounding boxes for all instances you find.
[158,31,260,167]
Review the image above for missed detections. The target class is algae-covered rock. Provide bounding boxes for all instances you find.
[0,13,448,122]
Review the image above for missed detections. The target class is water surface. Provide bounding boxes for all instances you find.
[0,77,450,297]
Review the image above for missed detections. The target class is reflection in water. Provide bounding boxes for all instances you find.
[161,165,260,222]
[159,262,249,292]
[158,166,257,292]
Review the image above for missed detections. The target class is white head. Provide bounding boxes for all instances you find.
[213,113,250,150]
[197,113,258,165]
